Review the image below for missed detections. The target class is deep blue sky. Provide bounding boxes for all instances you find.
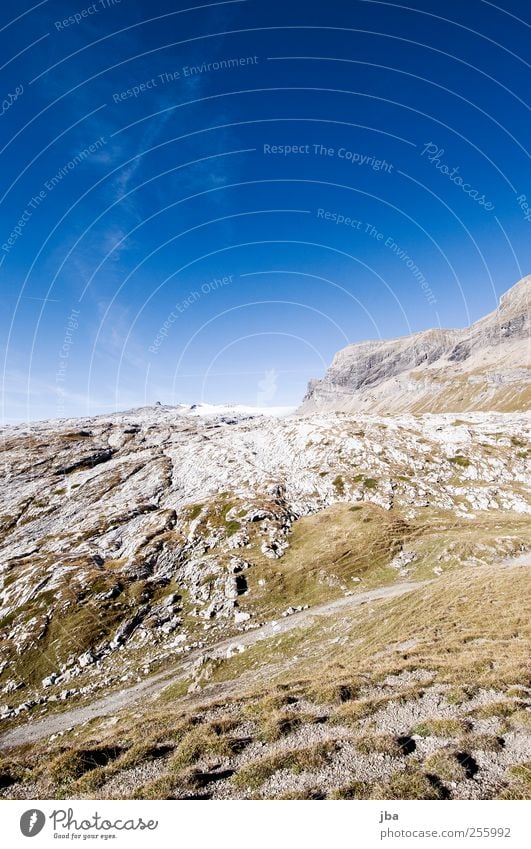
[1,0,529,421]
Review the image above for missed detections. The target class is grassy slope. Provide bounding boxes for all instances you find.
[5,497,528,700]
[2,562,529,800]
[239,502,531,618]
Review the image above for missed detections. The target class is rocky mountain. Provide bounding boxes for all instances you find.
[0,407,529,719]
[0,279,529,801]
[0,405,529,800]
[301,276,530,414]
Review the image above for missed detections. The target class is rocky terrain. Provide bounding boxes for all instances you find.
[301,276,530,414]
[0,276,529,799]
[0,401,529,799]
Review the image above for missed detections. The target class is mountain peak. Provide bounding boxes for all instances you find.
[498,274,531,311]
[301,277,530,415]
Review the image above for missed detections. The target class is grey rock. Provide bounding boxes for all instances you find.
[55,448,115,475]
[301,276,530,414]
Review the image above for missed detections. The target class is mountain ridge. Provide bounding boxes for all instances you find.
[301,276,530,414]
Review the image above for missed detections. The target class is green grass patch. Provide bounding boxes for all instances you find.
[232,742,337,791]
[448,455,471,468]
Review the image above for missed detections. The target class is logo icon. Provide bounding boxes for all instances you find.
[20,810,46,837]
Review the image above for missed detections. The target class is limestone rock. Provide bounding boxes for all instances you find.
[301,276,530,414]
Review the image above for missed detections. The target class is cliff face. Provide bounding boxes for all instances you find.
[301,276,530,414]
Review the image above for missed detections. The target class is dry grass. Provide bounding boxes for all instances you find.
[329,564,530,693]
[469,700,527,719]
[243,502,412,616]
[169,728,234,771]
[507,710,531,731]
[423,749,474,783]
[371,766,447,800]
[133,775,176,800]
[232,741,337,791]
[2,561,529,802]
[0,757,28,788]
[354,734,413,756]
[457,734,504,753]
[333,697,384,725]
[329,780,373,799]
[412,718,472,738]
[506,686,529,699]
[498,763,531,799]
[259,710,301,742]
[47,746,122,785]
[308,678,359,705]
[273,787,324,799]
[242,690,297,718]
[203,563,530,708]
[446,685,478,705]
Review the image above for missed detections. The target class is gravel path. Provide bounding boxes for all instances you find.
[0,580,427,750]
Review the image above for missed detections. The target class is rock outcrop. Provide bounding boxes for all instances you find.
[1,406,529,719]
[301,276,530,414]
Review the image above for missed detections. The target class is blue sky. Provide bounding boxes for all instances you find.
[1,0,530,421]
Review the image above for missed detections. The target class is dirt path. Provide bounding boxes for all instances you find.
[0,580,428,750]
